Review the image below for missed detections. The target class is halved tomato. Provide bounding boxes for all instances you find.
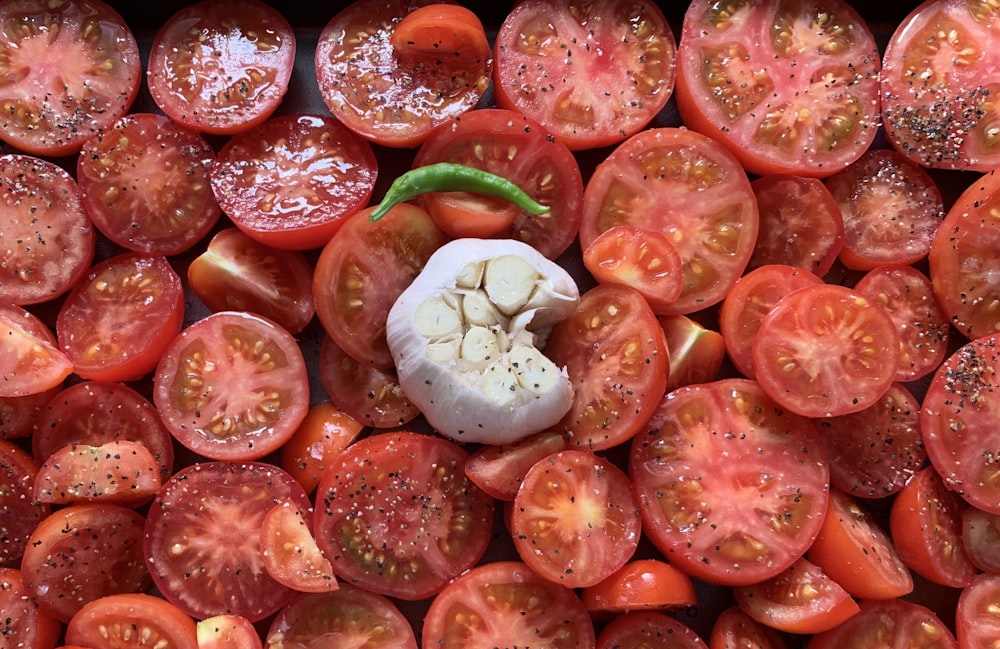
[197,615,263,649]
[956,572,1000,649]
[278,402,365,494]
[0,567,61,649]
[596,611,707,649]
[33,439,161,506]
[0,305,72,398]
[808,598,956,649]
[582,225,684,313]
[464,430,567,501]
[0,439,48,566]
[66,593,198,649]
[580,558,697,619]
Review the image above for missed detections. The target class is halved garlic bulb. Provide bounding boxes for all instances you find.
[386,238,580,444]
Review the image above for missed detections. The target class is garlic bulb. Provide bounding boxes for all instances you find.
[386,238,580,444]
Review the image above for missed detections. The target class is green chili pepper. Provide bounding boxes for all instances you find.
[369,162,550,223]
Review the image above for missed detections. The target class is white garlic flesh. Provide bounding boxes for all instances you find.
[386,238,580,444]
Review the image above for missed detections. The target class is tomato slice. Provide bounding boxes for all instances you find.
[580,558,697,619]
[313,203,448,369]
[198,614,263,649]
[210,113,378,251]
[808,598,956,649]
[824,148,945,270]
[413,108,585,260]
[314,431,494,600]
[659,313,726,392]
[732,557,860,635]
[709,606,789,649]
[493,0,676,151]
[510,449,641,589]
[420,560,596,649]
[65,593,198,649]
[187,227,316,335]
[596,611,707,649]
[56,253,185,383]
[315,0,491,148]
[0,439,48,566]
[33,439,162,506]
[957,572,1000,649]
[0,567,61,649]
[582,225,684,313]
[0,307,72,398]
[144,461,312,622]
[0,153,95,306]
[464,430,567,501]
[278,402,365,494]
[748,174,844,277]
[545,282,669,451]
[815,382,926,499]
[265,584,417,649]
[580,127,759,315]
[751,283,899,418]
[0,0,141,156]
[153,311,310,462]
[146,0,295,135]
[806,488,914,600]
[921,332,1000,514]
[630,378,829,587]
[77,112,221,256]
[882,0,1000,171]
[853,264,950,382]
[0,301,61,434]
[674,0,881,177]
[962,506,1000,573]
[21,503,150,623]
[260,499,338,593]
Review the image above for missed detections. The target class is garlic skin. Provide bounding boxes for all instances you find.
[386,238,580,444]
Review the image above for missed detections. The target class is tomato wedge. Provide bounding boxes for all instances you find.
[260,499,338,593]
[0,307,72,398]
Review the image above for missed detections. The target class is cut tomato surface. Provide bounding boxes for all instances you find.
[65,593,198,649]
[0,438,48,566]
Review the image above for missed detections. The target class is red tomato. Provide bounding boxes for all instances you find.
[921,332,1000,514]
[317,333,420,429]
[807,598,956,649]
[718,264,823,379]
[748,174,845,277]
[56,253,185,383]
[0,303,62,431]
[21,503,150,623]
[412,108,585,260]
[956,572,1000,649]
[260,499,338,593]
[674,0,880,177]
[732,557,860,635]
[582,225,684,313]
[315,0,491,148]
[266,584,417,649]
[881,0,1000,171]
[76,112,221,256]
[806,488,914,600]
[580,558,697,618]
[187,227,316,335]
[210,113,378,250]
[752,283,899,418]
[630,378,830,587]
[580,127,759,315]
[962,506,1000,573]
[510,449,640,589]
[890,465,976,588]
[596,611,707,649]
[314,431,494,600]
[197,615,263,649]
[824,148,945,270]
[545,282,669,451]
[390,4,491,69]
[709,606,789,649]
[659,313,726,392]
[0,153,95,306]
[421,560,595,649]
[146,0,295,135]
[853,264,950,382]
[493,0,676,151]
[0,306,72,398]
[278,402,365,494]
[153,311,309,461]
[144,461,312,622]
[929,168,1000,340]
[0,0,141,156]
[0,438,48,566]
[33,439,161,506]
[313,203,448,369]
[464,430,567,501]
[65,593,198,649]
[0,568,61,649]
[32,380,175,483]
[815,382,926,499]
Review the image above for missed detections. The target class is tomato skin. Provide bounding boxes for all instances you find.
[493,0,676,151]
[0,153,95,306]
[146,0,295,135]
[659,314,726,392]
[631,378,829,587]
[314,431,494,601]
[580,127,759,315]
[580,558,697,619]
[210,113,379,251]
[545,282,669,451]
[0,0,141,156]
[278,402,365,494]
[65,593,199,649]
[596,611,707,649]
[806,598,956,649]
[675,0,881,177]
[0,438,48,566]
[956,572,1000,649]
[0,567,61,649]
[153,310,310,462]
[56,253,185,383]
